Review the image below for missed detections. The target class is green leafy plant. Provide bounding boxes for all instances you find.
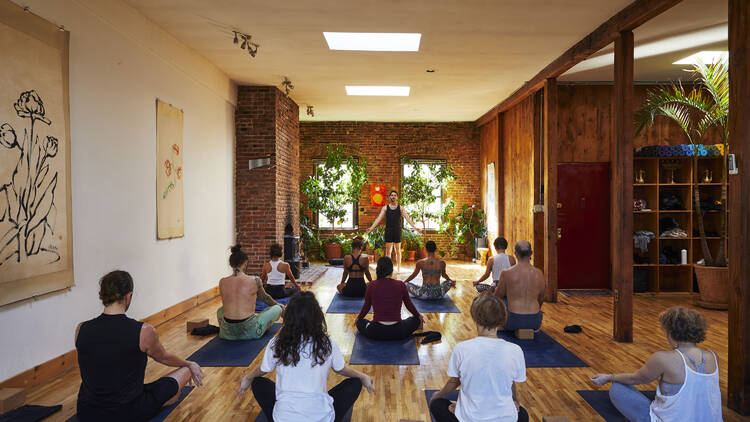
[400,159,455,232]
[447,204,487,256]
[299,203,322,260]
[401,228,424,252]
[365,225,385,251]
[300,145,368,243]
[635,58,728,267]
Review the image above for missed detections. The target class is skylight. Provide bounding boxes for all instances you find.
[673,51,728,65]
[345,86,411,96]
[323,32,421,52]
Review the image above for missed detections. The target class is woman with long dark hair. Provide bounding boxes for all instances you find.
[355,257,424,340]
[237,291,374,421]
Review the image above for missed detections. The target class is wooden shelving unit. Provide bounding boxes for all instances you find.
[632,156,727,293]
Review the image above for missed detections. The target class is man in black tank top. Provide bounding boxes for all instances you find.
[75,271,204,422]
[337,237,373,297]
[365,190,422,274]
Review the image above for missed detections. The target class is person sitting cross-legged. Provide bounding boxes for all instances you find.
[403,240,455,300]
[473,236,516,293]
[337,236,373,297]
[429,292,529,422]
[237,291,375,422]
[494,240,545,332]
[260,243,301,299]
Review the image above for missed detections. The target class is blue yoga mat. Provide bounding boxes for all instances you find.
[326,294,370,314]
[411,296,460,313]
[496,330,589,367]
[255,296,290,312]
[64,387,193,422]
[254,406,352,422]
[577,390,655,421]
[349,333,419,365]
[423,390,459,422]
[1,405,61,422]
[187,323,281,366]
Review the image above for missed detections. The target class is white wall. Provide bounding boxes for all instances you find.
[0,0,236,381]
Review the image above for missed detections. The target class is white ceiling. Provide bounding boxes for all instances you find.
[123,0,728,121]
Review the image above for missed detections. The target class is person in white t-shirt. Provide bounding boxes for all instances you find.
[236,291,375,422]
[429,292,529,422]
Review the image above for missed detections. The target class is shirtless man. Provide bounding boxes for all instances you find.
[403,240,455,299]
[494,240,546,331]
[365,190,422,274]
[337,237,373,297]
[474,237,517,293]
[217,245,283,340]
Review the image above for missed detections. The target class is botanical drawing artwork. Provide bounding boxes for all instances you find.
[156,100,184,239]
[0,91,61,267]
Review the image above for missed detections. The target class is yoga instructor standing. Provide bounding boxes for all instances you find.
[366,190,422,274]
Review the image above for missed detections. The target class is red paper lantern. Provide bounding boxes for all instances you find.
[370,184,386,206]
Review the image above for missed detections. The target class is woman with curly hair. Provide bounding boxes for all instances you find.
[237,291,374,422]
[591,306,722,421]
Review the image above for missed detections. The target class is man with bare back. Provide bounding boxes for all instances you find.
[218,245,284,340]
[365,190,422,274]
[494,240,546,331]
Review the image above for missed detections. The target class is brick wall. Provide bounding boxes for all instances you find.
[299,122,480,256]
[235,86,299,273]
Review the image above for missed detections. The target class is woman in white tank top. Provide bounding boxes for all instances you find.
[261,244,301,300]
[591,306,723,421]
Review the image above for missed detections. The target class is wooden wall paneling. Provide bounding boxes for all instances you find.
[476,0,684,126]
[544,79,559,302]
[557,85,612,162]
[497,113,505,237]
[611,31,635,342]
[533,91,545,271]
[728,0,750,413]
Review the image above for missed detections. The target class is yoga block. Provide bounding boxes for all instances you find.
[186,319,209,333]
[543,417,570,422]
[515,329,534,340]
[0,388,25,413]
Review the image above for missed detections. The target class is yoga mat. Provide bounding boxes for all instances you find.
[326,294,370,314]
[349,333,419,365]
[187,324,281,366]
[254,406,352,422]
[410,296,460,313]
[150,386,194,422]
[577,390,655,422]
[496,330,589,367]
[423,390,459,422]
[255,296,289,312]
[1,405,61,422]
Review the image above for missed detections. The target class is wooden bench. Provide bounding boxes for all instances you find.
[515,329,534,340]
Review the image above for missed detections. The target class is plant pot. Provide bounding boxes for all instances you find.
[407,250,416,261]
[694,265,729,310]
[417,247,427,259]
[324,243,342,260]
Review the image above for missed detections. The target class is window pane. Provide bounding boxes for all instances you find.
[402,162,443,230]
[316,163,356,229]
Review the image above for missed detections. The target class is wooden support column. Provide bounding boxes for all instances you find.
[728,0,750,414]
[611,31,634,342]
[543,78,559,302]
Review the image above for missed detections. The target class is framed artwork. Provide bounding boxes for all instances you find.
[0,0,73,306]
[156,99,184,239]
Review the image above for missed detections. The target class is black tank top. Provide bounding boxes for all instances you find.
[348,254,363,272]
[386,205,401,231]
[76,314,147,407]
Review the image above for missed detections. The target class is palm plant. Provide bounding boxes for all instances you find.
[635,58,728,267]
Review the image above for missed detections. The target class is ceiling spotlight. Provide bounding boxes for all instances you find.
[306,106,314,117]
[232,31,259,59]
[281,77,294,96]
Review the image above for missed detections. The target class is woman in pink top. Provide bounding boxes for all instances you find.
[591,306,722,422]
[355,257,424,340]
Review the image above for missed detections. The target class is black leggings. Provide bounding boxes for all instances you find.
[251,376,362,422]
[355,317,420,340]
[429,398,528,422]
[265,284,299,299]
[340,277,366,297]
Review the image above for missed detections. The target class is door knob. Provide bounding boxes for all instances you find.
[557,228,562,239]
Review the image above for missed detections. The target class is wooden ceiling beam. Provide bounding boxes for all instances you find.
[475,0,683,127]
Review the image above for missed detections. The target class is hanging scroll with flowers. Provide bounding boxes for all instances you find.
[0,0,73,306]
[156,100,184,239]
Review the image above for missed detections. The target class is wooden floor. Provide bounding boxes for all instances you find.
[26,261,748,421]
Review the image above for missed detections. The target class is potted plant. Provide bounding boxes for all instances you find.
[401,159,455,259]
[448,204,487,260]
[364,226,385,262]
[299,204,321,261]
[300,145,368,260]
[635,58,729,309]
[401,229,424,261]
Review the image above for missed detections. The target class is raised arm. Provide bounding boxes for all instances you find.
[403,261,421,283]
[283,262,300,289]
[140,324,204,386]
[366,207,387,234]
[591,352,668,386]
[400,207,422,234]
[255,277,281,307]
[474,257,494,285]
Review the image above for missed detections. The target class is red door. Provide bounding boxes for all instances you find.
[557,163,611,289]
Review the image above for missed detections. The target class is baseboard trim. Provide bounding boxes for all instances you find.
[0,285,220,389]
